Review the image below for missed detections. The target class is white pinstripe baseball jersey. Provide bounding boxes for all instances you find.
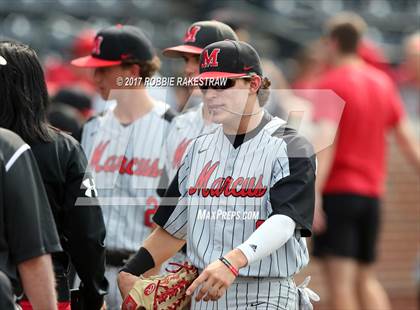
[154,112,316,278]
[164,103,218,181]
[81,101,173,251]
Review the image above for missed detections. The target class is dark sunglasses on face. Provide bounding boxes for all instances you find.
[199,77,251,91]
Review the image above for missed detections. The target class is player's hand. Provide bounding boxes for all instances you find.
[117,271,139,299]
[186,259,234,302]
[313,193,326,234]
[186,249,247,302]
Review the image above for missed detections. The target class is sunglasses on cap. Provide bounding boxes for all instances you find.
[199,76,252,91]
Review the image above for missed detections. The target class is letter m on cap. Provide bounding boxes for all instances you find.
[201,49,221,68]
[184,25,201,43]
[92,36,103,55]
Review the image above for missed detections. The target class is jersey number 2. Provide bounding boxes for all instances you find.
[144,196,158,228]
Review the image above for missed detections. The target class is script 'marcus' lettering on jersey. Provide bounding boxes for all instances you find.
[188,161,267,198]
[172,138,192,169]
[90,140,162,177]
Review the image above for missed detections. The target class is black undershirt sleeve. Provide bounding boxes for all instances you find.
[153,169,181,227]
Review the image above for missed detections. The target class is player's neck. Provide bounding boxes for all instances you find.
[112,89,154,124]
[333,54,363,67]
[202,104,213,124]
[223,110,264,135]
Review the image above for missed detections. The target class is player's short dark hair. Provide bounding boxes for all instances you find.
[325,12,367,54]
[121,55,161,80]
[0,40,53,144]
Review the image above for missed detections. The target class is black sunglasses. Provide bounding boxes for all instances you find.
[199,77,251,91]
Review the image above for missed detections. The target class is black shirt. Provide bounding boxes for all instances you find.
[30,128,108,307]
[0,128,61,289]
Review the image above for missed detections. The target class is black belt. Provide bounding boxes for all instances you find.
[106,250,135,267]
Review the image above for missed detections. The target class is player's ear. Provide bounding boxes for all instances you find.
[249,75,261,94]
[128,64,141,77]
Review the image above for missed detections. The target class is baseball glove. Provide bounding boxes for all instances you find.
[121,262,198,310]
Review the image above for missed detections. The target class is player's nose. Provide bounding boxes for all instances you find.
[184,63,198,77]
[203,87,218,100]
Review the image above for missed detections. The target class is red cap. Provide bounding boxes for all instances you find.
[71,56,122,68]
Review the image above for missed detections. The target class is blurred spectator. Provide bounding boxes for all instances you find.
[52,87,94,122]
[44,29,96,96]
[48,103,82,140]
[311,12,420,310]
[357,39,394,80]
[292,40,327,89]
[398,31,420,121]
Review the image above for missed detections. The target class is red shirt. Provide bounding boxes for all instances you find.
[314,62,404,197]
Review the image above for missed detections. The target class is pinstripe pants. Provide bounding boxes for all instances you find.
[105,266,123,310]
[191,276,298,310]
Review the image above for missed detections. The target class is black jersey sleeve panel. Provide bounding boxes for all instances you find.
[269,127,316,237]
[162,107,177,122]
[4,149,62,264]
[156,166,169,197]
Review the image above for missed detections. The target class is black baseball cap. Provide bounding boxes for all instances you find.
[162,20,238,58]
[197,40,263,79]
[71,24,154,68]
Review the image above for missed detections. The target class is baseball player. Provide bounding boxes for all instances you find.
[119,40,319,309]
[0,40,108,310]
[71,25,175,309]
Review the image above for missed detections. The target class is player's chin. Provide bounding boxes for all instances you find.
[209,115,222,124]
[98,88,110,100]
[209,109,228,124]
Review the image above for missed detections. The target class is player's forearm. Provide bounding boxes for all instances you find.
[144,227,186,265]
[234,215,296,267]
[315,144,335,194]
[118,227,185,299]
[18,254,57,310]
[394,118,420,172]
[121,226,185,276]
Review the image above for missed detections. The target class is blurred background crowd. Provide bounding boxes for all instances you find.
[0,0,418,308]
[1,0,419,120]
